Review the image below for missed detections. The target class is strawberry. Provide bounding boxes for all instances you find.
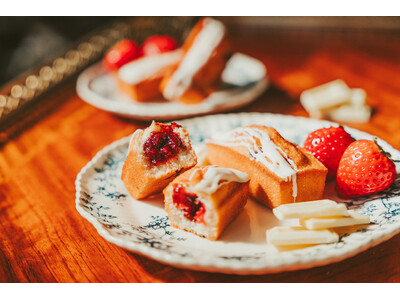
[140,35,177,56]
[303,126,354,176]
[103,39,140,71]
[336,139,398,198]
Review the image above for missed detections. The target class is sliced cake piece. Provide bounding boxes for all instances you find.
[163,165,249,240]
[160,17,232,104]
[121,121,197,199]
[117,49,182,102]
[206,125,328,208]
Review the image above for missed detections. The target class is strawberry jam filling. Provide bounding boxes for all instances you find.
[143,123,185,166]
[172,185,205,223]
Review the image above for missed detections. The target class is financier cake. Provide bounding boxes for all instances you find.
[163,165,250,240]
[206,126,328,208]
[117,49,183,102]
[160,17,232,104]
[121,121,197,199]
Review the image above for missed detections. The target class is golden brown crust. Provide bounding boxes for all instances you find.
[117,76,165,103]
[213,183,248,240]
[159,18,232,104]
[206,126,328,208]
[250,126,310,168]
[163,165,249,240]
[166,185,248,241]
[121,125,197,199]
[116,54,181,102]
[164,166,248,208]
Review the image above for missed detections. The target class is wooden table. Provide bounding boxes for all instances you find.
[1,24,400,283]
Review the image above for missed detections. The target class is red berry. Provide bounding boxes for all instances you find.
[172,185,205,223]
[103,39,139,71]
[304,126,354,176]
[143,123,185,166]
[336,139,397,198]
[140,35,177,56]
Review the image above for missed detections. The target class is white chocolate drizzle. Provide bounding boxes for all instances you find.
[163,18,226,100]
[118,49,182,84]
[189,166,249,195]
[208,127,299,200]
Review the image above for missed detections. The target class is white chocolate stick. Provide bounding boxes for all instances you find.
[267,226,339,245]
[300,79,351,112]
[118,49,182,84]
[300,79,371,123]
[300,211,371,230]
[324,104,372,123]
[272,199,349,221]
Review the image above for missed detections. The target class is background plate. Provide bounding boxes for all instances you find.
[75,113,400,274]
[76,53,268,120]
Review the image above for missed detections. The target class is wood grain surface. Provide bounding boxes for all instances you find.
[1,24,400,283]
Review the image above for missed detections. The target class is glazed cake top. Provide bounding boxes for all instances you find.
[188,165,249,195]
[206,125,317,199]
[118,49,182,84]
[163,17,226,100]
[207,126,303,181]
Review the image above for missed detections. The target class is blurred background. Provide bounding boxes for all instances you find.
[0,17,116,86]
[1,16,400,87]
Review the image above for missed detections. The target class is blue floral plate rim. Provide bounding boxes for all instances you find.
[75,112,400,275]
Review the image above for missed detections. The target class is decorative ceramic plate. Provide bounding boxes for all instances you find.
[76,53,268,121]
[75,113,400,274]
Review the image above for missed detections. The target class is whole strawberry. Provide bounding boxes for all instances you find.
[304,126,354,176]
[337,139,397,198]
[140,35,177,56]
[103,39,140,72]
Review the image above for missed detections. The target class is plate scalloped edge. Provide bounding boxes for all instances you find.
[75,112,400,275]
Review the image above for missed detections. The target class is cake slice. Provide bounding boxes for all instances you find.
[206,126,328,208]
[163,165,249,240]
[160,17,232,104]
[121,122,197,199]
[117,49,182,102]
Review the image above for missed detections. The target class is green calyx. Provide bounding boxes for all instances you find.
[374,138,400,163]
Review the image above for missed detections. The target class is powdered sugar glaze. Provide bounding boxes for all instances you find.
[189,166,249,195]
[163,18,225,100]
[207,127,299,200]
[119,49,182,84]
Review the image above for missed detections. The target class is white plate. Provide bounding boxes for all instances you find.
[75,113,400,274]
[76,53,268,121]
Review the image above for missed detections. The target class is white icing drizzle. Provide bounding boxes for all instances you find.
[163,18,225,100]
[189,166,249,195]
[118,49,182,84]
[208,127,299,200]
